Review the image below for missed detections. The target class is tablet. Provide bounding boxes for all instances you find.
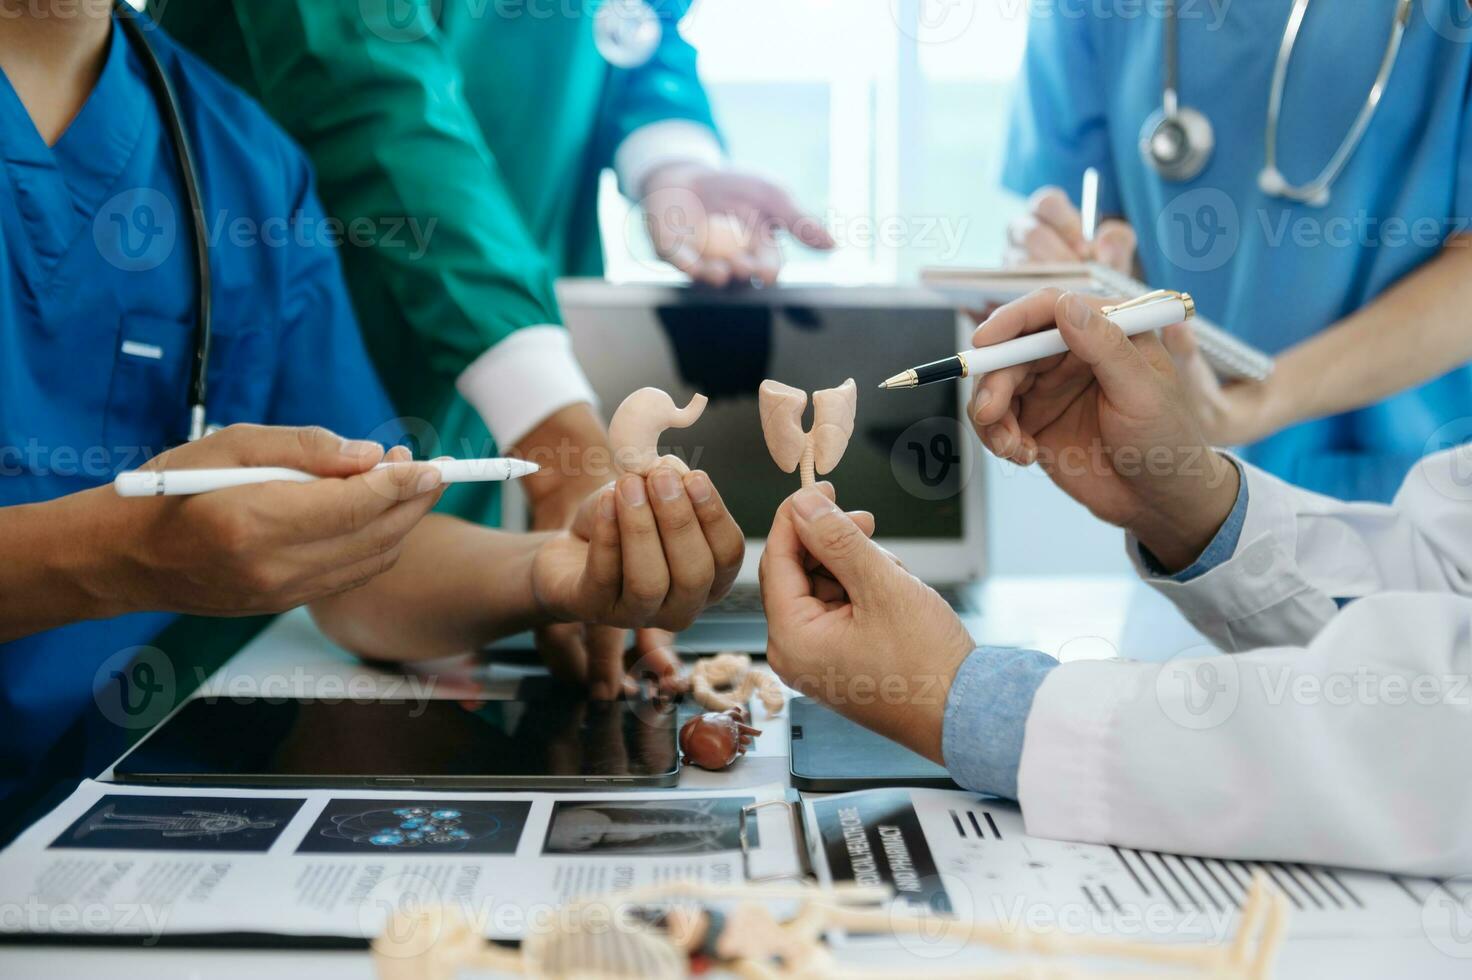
[788,697,958,791]
[113,695,680,790]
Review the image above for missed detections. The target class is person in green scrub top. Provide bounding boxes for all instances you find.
[156,0,831,695]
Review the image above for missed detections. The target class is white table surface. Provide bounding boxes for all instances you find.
[7,576,1460,978]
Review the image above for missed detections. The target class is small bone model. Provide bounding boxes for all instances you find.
[690,652,784,717]
[759,379,857,488]
[609,387,709,476]
[373,875,1289,980]
[679,706,761,771]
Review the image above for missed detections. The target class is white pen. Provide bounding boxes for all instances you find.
[1081,166,1101,244]
[113,457,540,498]
[878,290,1194,391]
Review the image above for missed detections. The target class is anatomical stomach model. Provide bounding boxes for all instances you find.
[609,387,709,476]
[758,379,857,488]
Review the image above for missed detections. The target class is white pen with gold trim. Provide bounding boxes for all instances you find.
[879,289,1195,390]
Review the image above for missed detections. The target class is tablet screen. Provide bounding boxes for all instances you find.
[114,696,680,787]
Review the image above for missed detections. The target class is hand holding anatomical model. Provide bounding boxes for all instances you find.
[530,388,743,640]
[609,387,709,476]
[758,379,857,488]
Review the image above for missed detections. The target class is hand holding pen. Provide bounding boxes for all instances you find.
[964,288,1240,570]
[880,288,1193,391]
[964,288,1204,463]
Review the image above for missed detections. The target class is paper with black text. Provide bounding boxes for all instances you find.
[0,779,797,941]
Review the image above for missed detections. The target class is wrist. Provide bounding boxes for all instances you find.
[513,404,616,529]
[1127,451,1240,573]
[0,489,138,641]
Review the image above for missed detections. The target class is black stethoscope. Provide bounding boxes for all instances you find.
[115,2,213,443]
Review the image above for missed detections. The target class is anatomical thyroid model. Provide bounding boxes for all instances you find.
[758,379,857,488]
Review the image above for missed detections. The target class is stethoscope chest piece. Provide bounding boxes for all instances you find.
[594,0,662,69]
[1139,103,1214,183]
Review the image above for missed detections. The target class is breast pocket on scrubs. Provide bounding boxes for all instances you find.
[102,314,275,466]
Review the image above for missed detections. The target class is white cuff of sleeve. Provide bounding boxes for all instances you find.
[613,119,724,200]
[1126,459,1325,643]
[455,326,599,451]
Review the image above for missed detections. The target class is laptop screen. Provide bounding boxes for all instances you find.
[562,286,968,543]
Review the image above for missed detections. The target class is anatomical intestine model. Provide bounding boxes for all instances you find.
[758,379,857,489]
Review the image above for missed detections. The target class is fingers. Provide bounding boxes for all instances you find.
[536,622,589,687]
[585,625,629,701]
[786,488,888,603]
[970,288,1067,426]
[1029,187,1088,256]
[1053,293,1162,415]
[274,459,442,541]
[579,485,624,612]
[1160,320,1199,360]
[143,424,386,477]
[1094,220,1137,273]
[647,466,715,627]
[613,474,669,623]
[690,256,733,288]
[1006,188,1087,264]
[763,192,836,251]
[759,496,827,628]
[630,628,685,695]
[749,235,783,285]
[684,471,745,603]
[292,482,442,573]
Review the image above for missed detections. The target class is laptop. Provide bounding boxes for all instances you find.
[543,280,987,653]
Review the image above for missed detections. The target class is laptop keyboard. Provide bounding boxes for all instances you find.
[710,583,973,616]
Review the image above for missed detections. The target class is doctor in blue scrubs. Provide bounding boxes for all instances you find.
[0,2,745,809]
[998,0,1472,501]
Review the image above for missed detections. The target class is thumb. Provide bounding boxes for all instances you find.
[789,488,886,600]
[1055,293,1160,414]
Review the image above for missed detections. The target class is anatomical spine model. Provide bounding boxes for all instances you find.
[609,388,709,476]
[758,379,857,488]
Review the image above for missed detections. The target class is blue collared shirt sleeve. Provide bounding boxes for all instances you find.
[1138,461,1251,583]
[942,646,1060,799]
[941,468,1251,798]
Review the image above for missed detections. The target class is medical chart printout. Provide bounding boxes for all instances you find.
[0,780,798,941]
[804,788,1468,948]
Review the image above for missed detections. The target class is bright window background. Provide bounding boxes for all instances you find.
[600,0,1133,576]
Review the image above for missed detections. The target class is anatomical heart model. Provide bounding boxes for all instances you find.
[758,379,857,488]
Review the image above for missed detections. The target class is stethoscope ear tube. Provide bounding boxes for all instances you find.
[114,2,213,443]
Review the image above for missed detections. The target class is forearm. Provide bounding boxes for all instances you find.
[308,514,551,661]
[511,402,614,529]
[1263,236,1472,428]
[0,490,132,642]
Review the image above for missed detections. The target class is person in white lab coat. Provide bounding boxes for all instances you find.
[759,288,1472,877]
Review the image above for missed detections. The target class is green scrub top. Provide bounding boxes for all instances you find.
[156,0,719,523]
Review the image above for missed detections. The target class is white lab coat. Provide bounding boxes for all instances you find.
[1017,448,1472,876]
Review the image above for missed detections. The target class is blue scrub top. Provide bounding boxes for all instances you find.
[1004,0,1472,502]
[0,20,404,799]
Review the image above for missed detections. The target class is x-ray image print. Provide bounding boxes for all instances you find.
[50,795,303,852]
[542,797,755,856]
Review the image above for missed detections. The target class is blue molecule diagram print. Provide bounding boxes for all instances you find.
[296,799,532,855]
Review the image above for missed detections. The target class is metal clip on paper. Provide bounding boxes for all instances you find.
[740,796,814,885]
